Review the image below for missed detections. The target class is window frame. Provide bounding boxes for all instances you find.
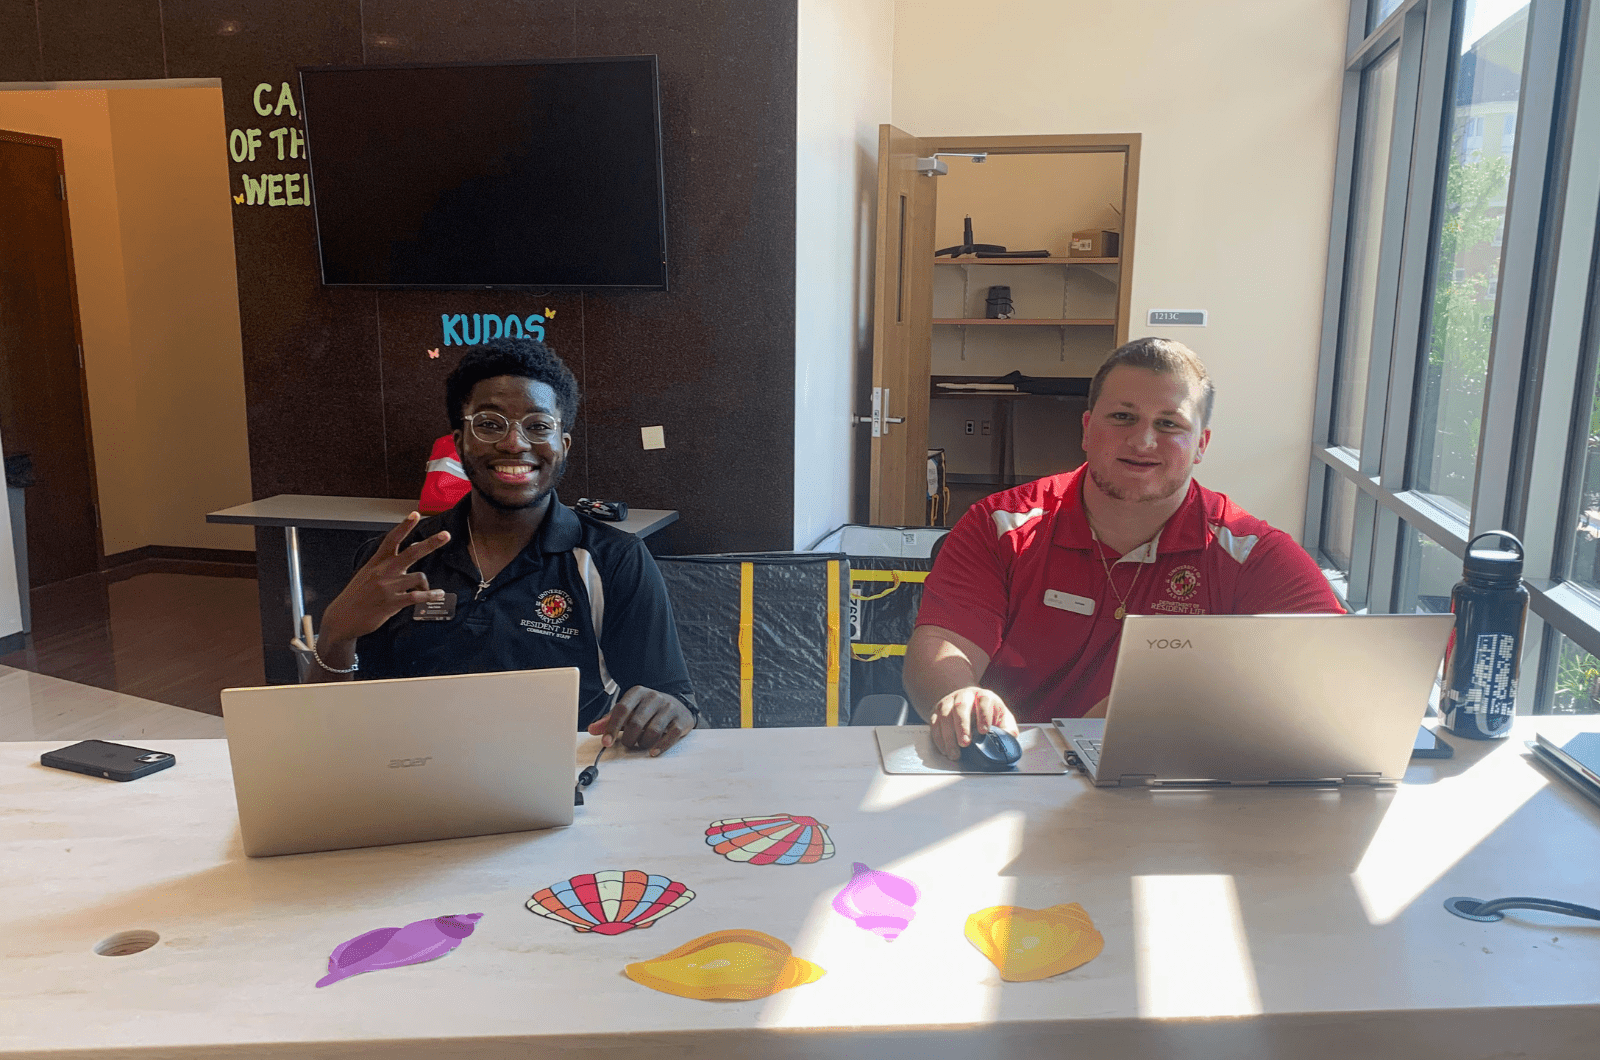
[1311,0,1600,712]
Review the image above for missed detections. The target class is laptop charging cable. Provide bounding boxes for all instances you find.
[1444,895,1600,923]
[574,742,607,806]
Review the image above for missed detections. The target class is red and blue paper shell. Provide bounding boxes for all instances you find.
[525,870,694,935]
[704,814,836,865]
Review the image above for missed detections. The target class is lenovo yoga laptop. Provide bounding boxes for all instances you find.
[1055,613,1454,787]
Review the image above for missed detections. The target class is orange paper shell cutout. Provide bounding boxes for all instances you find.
[624,929,825,1001]
[964,903,1104,981]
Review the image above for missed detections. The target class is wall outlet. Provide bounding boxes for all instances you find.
[964,419,975,435]
[981,420,991,436]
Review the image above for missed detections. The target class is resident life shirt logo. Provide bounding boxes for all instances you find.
[520,589,578,640]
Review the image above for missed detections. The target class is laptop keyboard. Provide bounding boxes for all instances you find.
[1071,736,1101,770]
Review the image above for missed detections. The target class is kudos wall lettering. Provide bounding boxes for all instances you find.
[441,311,552,345]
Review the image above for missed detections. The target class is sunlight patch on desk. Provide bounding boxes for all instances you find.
[1350,759,1547,924]
[757,811,1024,1028]
[1133,874,1261,1018]
[856,770,962,812]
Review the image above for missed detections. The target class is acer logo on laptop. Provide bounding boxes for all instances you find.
[389,756,433,768]
[1146,639,1194,649]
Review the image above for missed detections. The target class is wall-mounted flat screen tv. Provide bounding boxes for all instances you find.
[299,56,667,290]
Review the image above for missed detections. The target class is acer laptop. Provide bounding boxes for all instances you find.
[221,668,578,856]
[1055,613,1454,787]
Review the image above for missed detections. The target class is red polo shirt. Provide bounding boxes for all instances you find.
[915,465,1344,721]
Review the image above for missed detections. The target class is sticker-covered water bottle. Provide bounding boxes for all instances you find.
[1439,531,1529,740]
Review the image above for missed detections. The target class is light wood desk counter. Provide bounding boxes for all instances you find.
[3,721,1598,1059]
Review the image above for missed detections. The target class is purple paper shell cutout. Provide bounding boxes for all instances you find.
[315,913,484,988]
[831,862,920,941]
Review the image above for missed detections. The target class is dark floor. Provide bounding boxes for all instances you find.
[0,572,265,716]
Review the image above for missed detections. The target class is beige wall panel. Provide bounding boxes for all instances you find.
[895,0,1349,538]
[108,88,252,550]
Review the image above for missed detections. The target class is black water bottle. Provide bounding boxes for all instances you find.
[1439,531,1529,740]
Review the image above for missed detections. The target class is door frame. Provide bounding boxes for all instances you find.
[867,130,1142,526]
[0,129,107,574]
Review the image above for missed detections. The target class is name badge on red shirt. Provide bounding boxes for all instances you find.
[1043,589,1095,615]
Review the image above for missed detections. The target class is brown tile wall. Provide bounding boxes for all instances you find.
[4,0,797,558]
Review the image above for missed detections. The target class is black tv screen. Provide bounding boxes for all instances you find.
[299,57,667,290]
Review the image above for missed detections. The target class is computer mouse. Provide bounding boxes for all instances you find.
[960,729,1022,771]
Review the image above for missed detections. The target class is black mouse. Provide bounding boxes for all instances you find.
[960,729,1022,771]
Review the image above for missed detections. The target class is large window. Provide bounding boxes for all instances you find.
[1312,0,1600,713]
[1333,47,1402,456]
[1410,0,1530,514]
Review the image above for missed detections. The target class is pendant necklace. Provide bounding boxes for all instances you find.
[1095,542,1142,620]
[1089,521,1166,621]
[465,517,493,600]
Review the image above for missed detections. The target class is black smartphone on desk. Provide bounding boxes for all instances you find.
[1411,726,1454,759]
[41,740,176,781]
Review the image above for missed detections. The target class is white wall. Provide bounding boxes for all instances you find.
[795,0,896,548]
[0,427,21,638]
[894,0,1349,537]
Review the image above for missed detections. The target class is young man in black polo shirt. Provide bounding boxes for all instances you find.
[309,339,697,757]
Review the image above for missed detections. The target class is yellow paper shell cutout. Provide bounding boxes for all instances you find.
[624,929,826,1001]
[965,903,1104,981]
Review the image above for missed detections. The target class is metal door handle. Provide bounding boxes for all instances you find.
[856,388,905,436]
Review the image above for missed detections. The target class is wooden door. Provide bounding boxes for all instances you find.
[0,132,103,585]
[867,125,937,525]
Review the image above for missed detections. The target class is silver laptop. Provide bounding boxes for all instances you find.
[221,668,579,856]
[1055,613,1453,787]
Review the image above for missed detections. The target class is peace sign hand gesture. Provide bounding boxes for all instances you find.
[310,512,451,680]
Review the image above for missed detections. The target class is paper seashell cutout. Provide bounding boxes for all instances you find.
[965,903,1104,981]
[315,913,483,988]
[704,813,835,865]
[624,929,825,1001]
[526,870,694,935]
[831,862,920,940]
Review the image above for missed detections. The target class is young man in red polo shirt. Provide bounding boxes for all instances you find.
[906,337,1343,760]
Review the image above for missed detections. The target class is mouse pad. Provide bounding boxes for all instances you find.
[875,725,1069,775]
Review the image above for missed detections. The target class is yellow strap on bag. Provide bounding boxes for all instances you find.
[738,562,754,728]
[851,643,908,661]
[850,568,928,602]
[825,560,841,726]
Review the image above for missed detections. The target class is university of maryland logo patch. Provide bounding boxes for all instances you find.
[537,588,574,624]
[1166,565,1201,600]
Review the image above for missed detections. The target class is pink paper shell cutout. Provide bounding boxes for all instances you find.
[831,862,920,940]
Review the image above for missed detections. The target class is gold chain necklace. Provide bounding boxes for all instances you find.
[1094,540,1142,621]
[1088,521,1167,621]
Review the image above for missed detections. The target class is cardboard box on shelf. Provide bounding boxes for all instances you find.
[1068,229,1120,258]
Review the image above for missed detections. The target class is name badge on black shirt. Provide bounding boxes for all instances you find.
[412,593,457,621]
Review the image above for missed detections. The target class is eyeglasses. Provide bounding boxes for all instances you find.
[464,412,561,446]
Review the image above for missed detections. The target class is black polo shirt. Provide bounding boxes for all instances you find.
[353,494,694,729]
